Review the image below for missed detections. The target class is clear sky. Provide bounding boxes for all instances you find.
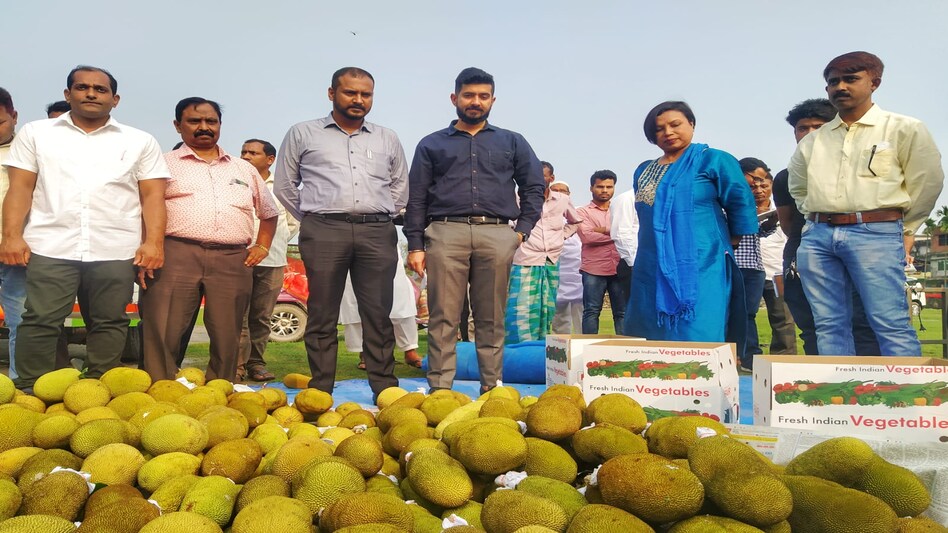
[5,0,948,222]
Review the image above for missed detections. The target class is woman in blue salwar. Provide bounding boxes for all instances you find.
[623,101,758,348]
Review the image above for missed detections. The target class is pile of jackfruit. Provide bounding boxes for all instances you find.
[0,367,943,533]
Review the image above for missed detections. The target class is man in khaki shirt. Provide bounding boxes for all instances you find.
[788,51,943,356]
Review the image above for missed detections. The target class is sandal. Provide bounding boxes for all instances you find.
[247,365,275,382]
[358,355,366,371]
[404,349,423,368]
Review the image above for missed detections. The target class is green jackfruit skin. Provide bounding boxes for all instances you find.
[762,521,792,533]
[442,500,484,530]
[452,422,528,475]
[668,515,765,532]
[597,453,704,524]
[856,455,931,518]
[781,474,899,533]
[687,436,791,527]
[319,491,414,532]
[0,515,78,533]
[523,437,577,484]
[896,516,948,532]
[516,475,586,521]
[400,476,443,516]
[481,489,570,533]
[566,504,654,533]
[644,415,727,459]
[571,423,648,465]
[409,502,446,533]
[584,393,648,433]
[21,470,89,521]
[406,447,473,508]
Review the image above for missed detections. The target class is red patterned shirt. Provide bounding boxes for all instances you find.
[164,145,279,244]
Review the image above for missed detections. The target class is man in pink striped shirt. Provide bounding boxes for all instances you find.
[576,170,628,334]
[139,97,279,382]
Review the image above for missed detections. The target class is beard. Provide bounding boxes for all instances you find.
[334,102,368,121]
[456,105,490,125]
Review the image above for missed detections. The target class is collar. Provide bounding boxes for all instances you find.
[586,201,609,211]
[830,103,882,130]
[447,119,495,136]
[174,143,232,163]
[56,111,121,135]
[320,113,373,134]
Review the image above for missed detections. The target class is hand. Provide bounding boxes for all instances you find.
[904,234,915,266]
[137,268,155,289]
[408,251,426,276]
[0,236,31,266]
[594,226,609,234]
[245,245,268,267]
[134,242,164,271]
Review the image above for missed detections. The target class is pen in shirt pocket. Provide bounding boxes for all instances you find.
[230,178,249,187]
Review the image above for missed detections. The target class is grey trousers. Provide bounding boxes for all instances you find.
[238,265,284,370]
[424,221,519,390]
[15,255,134,387]
[763,279,798,354]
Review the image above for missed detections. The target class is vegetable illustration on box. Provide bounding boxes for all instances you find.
[643,406,721,422]
[545,345,567,363]
[773,380,948,407]
[585,360,714,380]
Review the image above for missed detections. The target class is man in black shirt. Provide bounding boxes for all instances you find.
[405,67,545,393]
[772,98,880,355]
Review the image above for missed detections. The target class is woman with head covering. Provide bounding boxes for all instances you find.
[624,101,758,347]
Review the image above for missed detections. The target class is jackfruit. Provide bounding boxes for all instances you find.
[338,408,377,429]
[0,478,21,521]
[452,421,528,475]
[480,397,523,419]
[177,387,227,418]
[419,392,462,425]
[316,410,344,426]
[32,414,79,450]
[382,421,430,457]
[644,415,728,458]
[16,449,82,492]
[897,516,948,532]
[378,405,429,433]
[334,525,406,533]
[512,527,558,533]
[137,452,202,492]
[201,438,262,483]
[526,396,582,441]
[140,413,209,455]
[33,368,82,404]
[376,386,408,408]
[440,417,521,449]
[137,511,223,533]
[228,398,268,428]
[406,447,473,508]
[584,393,647,433]
[106,391,156,420]
[269,434,333,481]
[334,433,384,477]
[0,515,77,533]
[481,488,570,533]
[233,474,288,512]
[205,378,234,397]
[149,474,200,512]
[287,422,321,439]
[0,405,43,452]
[198,406,250,447]
[399,438,449,470]
[257,387,287,410]
[409,502,445,533]
[127,401,185,431]
[82,483,144,516]
[442,500,484,530]
[99,367,152,397]
[282,373,311,389]
[390,391,427,409]
[668,515,765,532]
[517,475,586,520]
[293,388,333,415]
[290,459,365,514]
[146,380,190,403]
[21,469,89,521]
[566,503,654,533]
[12,394,46,413]
[61,378,112,413]
[781,474,899,533]
[179,475,242,526]
[522,437,577,484]
[763,522,792,533]
[69,418,131,457]
[433,400,485,438]
[176,366,206,386]
[687,435,791,527]
[81,442,145,485]
[0,447,42,478]
[320,491,414,531]
[322,426,356,447]
[571,423,648,465]
[366,473,403,498]
[0,374,14,404]
[76,497,160,533]
[231,495,313,533]
[249,423,289,453]
[538,384,585,410]
[597,453,704,524]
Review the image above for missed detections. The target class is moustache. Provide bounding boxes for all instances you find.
[833,92,851,99]
[195,130,214,137]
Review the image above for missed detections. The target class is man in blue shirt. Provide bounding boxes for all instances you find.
[405,67,545,393]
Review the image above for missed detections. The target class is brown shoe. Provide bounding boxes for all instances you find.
[247,365,275,382]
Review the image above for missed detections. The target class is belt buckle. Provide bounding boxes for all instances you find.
[468,216,487,224]
[827,213,853,226]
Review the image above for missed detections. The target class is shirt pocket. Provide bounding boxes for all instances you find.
[489,149,514,173]
[858,142,894,178]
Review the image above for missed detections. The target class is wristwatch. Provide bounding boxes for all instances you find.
[516,231,528,242]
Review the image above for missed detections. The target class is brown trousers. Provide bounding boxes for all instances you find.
[140,239,251,381]
[424,221,519,390]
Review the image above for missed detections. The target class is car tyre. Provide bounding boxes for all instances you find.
[270,303,306,343]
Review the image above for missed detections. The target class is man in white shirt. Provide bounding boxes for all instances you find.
[0,66,169,389]
[237,139,300,381]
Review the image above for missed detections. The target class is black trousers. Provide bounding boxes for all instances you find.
[298,215,398,398]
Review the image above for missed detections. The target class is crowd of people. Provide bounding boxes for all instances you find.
[0,50,942,397]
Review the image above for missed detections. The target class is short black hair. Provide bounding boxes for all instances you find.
[643,101,695,144]
[174,97,222,123]
[739,157,771,179]
[540,161,554,174]
[455,67,494,94]
[0,87,12,115]
[590,169,617,186]
[46,100,70,116]
[331,67,374,90]
[824,51,884,81]
[244,138,276,157]
[785,98,836,127]
[67,65,118,94]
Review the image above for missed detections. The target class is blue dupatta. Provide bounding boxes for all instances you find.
[652,143,709,327]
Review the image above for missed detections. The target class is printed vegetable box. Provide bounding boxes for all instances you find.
[753,355,948,443]
[545,334,633,386]
[581,340,740,423]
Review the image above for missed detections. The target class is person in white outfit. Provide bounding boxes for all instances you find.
[549,181,584,334]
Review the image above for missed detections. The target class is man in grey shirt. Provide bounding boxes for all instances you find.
[274,67,408,401]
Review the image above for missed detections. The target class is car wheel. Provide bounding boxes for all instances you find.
[270,303,307,343]
[911,300,922,317]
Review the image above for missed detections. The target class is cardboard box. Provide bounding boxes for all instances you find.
[753,355,948,443]
[581,340,740,423]
[545,335,632,387]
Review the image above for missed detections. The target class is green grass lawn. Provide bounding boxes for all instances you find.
[182,308,944,382]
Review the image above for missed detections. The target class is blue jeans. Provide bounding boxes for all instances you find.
[798,220,918,356]
[739,268,766,368]
[0,264,27,380]
[581,265,628,335]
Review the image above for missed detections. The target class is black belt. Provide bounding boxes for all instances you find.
[166,236,247,250]
[310,213,392,223]
[430,216,509,225]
